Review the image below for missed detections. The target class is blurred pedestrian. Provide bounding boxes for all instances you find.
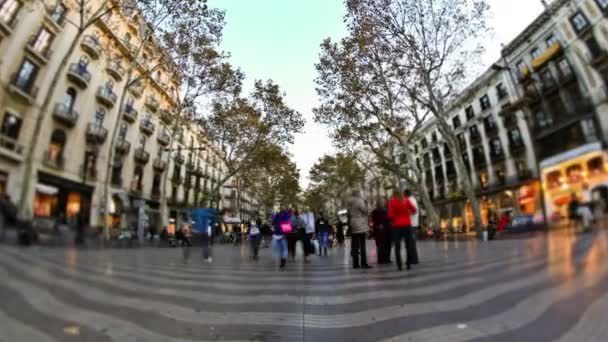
[291,209,311,263]
[370,201,391,264]
[348,190,371,269]
[272,209,292,268]
[248,218,262,260]
[316,213,332,256]
[388,189,417,271]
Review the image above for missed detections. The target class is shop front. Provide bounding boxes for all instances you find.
[540,143,608,222]
[34,172,93,227]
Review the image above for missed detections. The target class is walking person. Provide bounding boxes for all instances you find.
[348,190,371,269]
[316,213,332,256]
[291,209,311,263]
[405,190,420,265]
[336,215,346,246]
[370,201,391,264]
[248,218,262,260]
[388,189,417,271]
[272,210,291,268]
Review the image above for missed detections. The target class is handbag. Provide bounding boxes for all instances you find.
[280,221,293,234]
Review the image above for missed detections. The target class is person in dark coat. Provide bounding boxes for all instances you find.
[370,201,391,264]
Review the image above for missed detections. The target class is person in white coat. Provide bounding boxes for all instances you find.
[405,189,420,265]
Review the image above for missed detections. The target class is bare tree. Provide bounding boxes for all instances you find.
[201,80,305,207]
[314,26,441,229]
[343,0,491,235]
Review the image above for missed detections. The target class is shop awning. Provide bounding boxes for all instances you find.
[531,43,562,70]
[36,183,59,195]
[223,216,241,223]
[540,142,603,170]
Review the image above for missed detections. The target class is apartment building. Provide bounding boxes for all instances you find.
[0,0,234,231]
[411,0,608,230]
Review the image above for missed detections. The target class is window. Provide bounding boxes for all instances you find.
[14,58,39,92]
[469,125,480,140]
[508,128,523,147]
[452,115,462,128]
[105,80,114,90]
[484,115,497,133]
[495,83,508,100]
[95,108,105,125]
[516,60,527,75]
[48,129,66,163]
[595,0,608,11]
[490,137,503,156]
[31,26,54,55]
[546,35,558,47]
[139,136,147,149]
[556,59,573,78]
[585,35,603,59]
[530,48,541,59]
[540,69,556,88]
[62,87,77,111]
[132,165,144,192]
[0,0,21,25]
[76,55,89,72]
[119,122,128,138]
[570,11,590,34]
[431,132,437,143]
[421,137,428,148]
[123,32,131,43]
[0,112,22,139]
[535,110,553,130]
[465,105,475,120]
[479,95,491,111]
[457,133,466,149]
[49,3,67,25]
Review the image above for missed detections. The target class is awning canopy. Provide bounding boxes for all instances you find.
[531,43,562,70]
[36,183,59,196]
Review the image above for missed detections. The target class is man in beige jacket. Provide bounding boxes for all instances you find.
[348,190,371,269]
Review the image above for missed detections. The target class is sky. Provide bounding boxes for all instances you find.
[208,0,547,188]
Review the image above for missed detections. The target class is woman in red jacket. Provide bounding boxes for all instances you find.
[388,189,417,271]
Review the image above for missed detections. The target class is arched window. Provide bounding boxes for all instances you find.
[48,129,66,163]
[139,136,147,149]
[156,71,161,81]
[124,32,131,43]
[95,108,105,125]
[119,122,128,138]
[63,87,77,111]
[132,165,144,191]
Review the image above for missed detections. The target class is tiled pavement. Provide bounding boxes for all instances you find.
[1,230,608,342]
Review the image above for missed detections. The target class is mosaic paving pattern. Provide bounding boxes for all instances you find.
[1,230,608,341]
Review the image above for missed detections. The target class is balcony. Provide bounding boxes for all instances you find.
[96,86,117,107]
[115,138,131,154]
[157,129,171,146]
[153,158,167,172]
[8,74,39,105]
[106,61,125,81]
[121,105,138,123]
[80,34,102,59]
[43,151,64,170]
[129,81,144,98]
[85,123,108,144]
[509,139,526,155]
[139,119,155,135]
[469,133,482,145]
[134,148,150,164]
[52,103,79,128]
[0,134,24,163]
[145,96,159,112]
[490,150,506,163]
[66,63,91,89]
[174,154,185,165]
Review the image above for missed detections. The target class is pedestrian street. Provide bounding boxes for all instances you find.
[1,229,608,342]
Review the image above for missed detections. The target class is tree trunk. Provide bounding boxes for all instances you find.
[17,31,84,220]
[101,68,136,239]
[402,149,440,230]
[436,118,484,236]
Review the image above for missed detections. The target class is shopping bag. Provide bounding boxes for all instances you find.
[280,221,293,234]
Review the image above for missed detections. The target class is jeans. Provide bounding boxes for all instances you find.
[351,233,368,267]
[392,227,414,268]
[250,234,261,258]
[201,234,211,259]
[319,232,330,254]
[273,235,288,260]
